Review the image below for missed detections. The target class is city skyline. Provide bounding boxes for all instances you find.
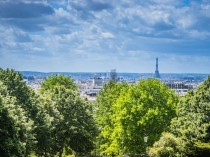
[0,0,210,73]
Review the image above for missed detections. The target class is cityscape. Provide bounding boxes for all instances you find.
[22,58,208,101]
[1,0,210,156]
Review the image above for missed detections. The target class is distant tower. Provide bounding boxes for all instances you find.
[110,69,117,81]
[155,58,161,78]
[93,75,103,86]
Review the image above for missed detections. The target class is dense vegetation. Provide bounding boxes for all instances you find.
[0,69,97,157]
[96,79,178,156]
[0,68,210,157]
[148,76,210,157]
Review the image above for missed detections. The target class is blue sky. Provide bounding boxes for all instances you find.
[0,0,210,73]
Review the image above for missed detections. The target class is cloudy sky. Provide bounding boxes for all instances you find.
[0,0,210,73]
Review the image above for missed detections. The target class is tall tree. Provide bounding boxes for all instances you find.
[0,69,37,117]
[0,68,51,156]
[96,79,177,156]
[40,75,97,156]
[0,82,34,157]
[95,81,129,155]
[171,76,210,156]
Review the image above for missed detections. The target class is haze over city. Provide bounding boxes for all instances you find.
[0,0,210,73]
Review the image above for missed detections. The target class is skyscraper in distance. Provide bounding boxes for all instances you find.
[110,69,117,81]
[154,57,161,79]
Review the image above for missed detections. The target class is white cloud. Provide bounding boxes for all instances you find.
[0,0,210,72]
[100,32,114,39]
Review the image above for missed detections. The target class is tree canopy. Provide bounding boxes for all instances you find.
[0,81,34,157]
[40,75,97,156]
[147,132,186,157]
[149,76,210,157]
[1,68,210,157]
[96,79,178,156]
[0,70,97,157]
[40,75,77,93]
[0,69,48,156]
[170,76,210,156]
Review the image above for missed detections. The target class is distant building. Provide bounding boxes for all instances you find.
[110,69,117,81]
[166,82,193,95]
[93,75,103,86]
[166,82,193,90]
[154,57,161,79]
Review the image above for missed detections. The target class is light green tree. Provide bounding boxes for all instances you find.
[40,75,77,93]
[95,81,129,156]
[96,79,177,156]
[147,132,185,157]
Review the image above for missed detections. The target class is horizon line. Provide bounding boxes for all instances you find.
[18,70,210,75]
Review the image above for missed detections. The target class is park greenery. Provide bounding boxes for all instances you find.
[0,69,97,157]
[96,79,177,156]
[0,68,210,157]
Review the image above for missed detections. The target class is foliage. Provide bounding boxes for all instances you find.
[0,71,97,156]
[95,81,129,156]
[147,132,185,157]
[0,68,52,156]
[1,67,209,157]
[170,76,210,156]
[40,75,77,93]
[194,142,210,156]
[40,75,97,156]
[0,69,37,117]
[96,79,177,156]
[0,82,34,157]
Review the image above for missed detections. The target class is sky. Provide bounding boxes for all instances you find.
[0,0,210,73]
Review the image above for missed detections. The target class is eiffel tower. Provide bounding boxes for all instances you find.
[154,58,161,78]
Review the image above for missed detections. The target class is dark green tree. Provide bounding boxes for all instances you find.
[40,75,97,156]
[0,82,34,157]
[171,76,210,156]
[0,69,37,117]
[0,68,51,156]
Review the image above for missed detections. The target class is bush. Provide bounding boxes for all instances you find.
[147,132,185,157]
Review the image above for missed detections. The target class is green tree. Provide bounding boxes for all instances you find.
[96,79,177,156]
[95,81,128,156]
[40,75,97,156]
[40,75,77,93]
[147,132,185,157]
[170,76,210,156]
[0,68,52,156]
[0,69,37,117]
[0,82,34,157]
[33,102,52,157]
